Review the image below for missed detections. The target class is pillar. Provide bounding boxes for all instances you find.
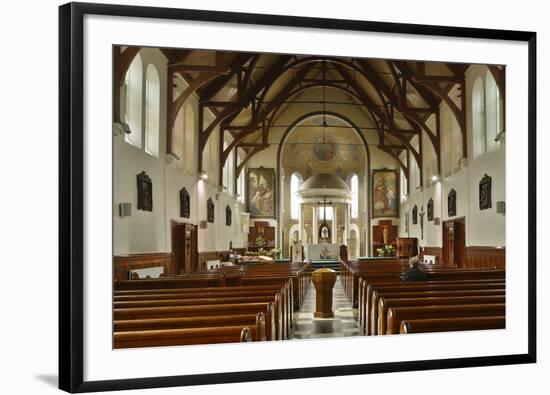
[312,206,318,244]
[332,205,338,244]
[344,203,350,245]
[299,203,304,241]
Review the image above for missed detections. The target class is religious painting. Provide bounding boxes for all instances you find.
[427,198,434,221]
[247,167,275,218]
[179,187,190,218]
[372,169,399,218]
[225,205,232,226]
[479,174,492,210]
[412,205,418,225]
[136,171,152,211]
[448,189,457,217]
[207,198,215,223]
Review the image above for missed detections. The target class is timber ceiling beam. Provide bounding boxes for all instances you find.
[113,46,141,124]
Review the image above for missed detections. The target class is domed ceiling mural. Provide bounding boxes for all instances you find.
[281,115,366,180]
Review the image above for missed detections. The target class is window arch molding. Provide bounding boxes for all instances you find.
[144,63,160,157]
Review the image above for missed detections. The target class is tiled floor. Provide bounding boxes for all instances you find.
[292,276,361,339]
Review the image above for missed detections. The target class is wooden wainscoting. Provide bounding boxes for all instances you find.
[420,246,505,269]
[465,246,506,270]
[198,250,230,271]
[420,246,443,265]
[114,253,173,281]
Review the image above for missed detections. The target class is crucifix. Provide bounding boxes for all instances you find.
[316,195,333,243]
[419,205,425,240]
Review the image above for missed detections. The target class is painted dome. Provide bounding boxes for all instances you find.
[300,173,348,191]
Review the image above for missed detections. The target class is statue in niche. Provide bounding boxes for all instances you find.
[448,189,457,217]
[479,174,492,210]
[382,226,389,245]
[412,205,418,225]
[137,171,153,212]
[207,198,215,223]
[179,187,190,218]
[319,224,330,243]
[225,205,232,226]
[427,198,434,221]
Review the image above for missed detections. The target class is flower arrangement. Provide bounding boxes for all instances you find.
[376,244,396,257]
[254,234,267,248]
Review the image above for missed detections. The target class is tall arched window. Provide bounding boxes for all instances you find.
[349,173,359,218]
[144,64,160,157]
[290,172,303,220]
[472,77,485,158]
[123,53,142,148]
[184,104,195,173]
[237,150,245,202]
[172,107,184,168]
[472,70,502,159]
[485,70,500,151]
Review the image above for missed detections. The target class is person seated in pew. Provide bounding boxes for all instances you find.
[400,256,429,282]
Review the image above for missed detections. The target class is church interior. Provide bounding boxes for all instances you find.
[112,47,506,348]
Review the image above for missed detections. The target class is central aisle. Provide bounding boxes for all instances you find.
[292,276,360,339]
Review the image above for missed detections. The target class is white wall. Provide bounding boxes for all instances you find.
[113,48,247,255]
[398,66,506,248]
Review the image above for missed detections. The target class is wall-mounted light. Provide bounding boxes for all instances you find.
[198,171,208,181]
[431,174,440,183]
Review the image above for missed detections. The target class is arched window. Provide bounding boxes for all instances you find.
[184,104,195,173]
[472,77,485,158]
[172,107,184,168]
[144,64,160,157]
[290,172,303,220]
[123,53,143,148]
[222,140,234,194]
[472,70,502,159]
[237,150,245,203]
[349,173,359,218]
[485,70,500,151]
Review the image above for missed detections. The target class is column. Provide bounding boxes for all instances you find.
[344,203,350,246]
[332,205,338,244]
[312,206,318,244]
[299,203,304,241]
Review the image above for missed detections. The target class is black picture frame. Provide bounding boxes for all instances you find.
[180,187,190,218]
[479,174,492,210]
[136,171,152,212]
[427,198,434,221]
[207,198,215,223]
[448,188,457,217]
[59,2,537,392]
[412,205,418,225]
[226,205,232,227]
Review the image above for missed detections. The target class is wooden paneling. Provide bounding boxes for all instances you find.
[465,246,506,270]
[198,250,230,271]
[420,246,505,269]
[114,253,172,282]
[420,246,443,265]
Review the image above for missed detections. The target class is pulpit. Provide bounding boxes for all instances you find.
[312,268,337,318]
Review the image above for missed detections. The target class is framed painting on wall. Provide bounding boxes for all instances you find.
[372,169,399,218]
[59,2,536,393]
[247,167,276,218]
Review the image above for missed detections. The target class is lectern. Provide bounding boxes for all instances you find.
[312,268,337,318]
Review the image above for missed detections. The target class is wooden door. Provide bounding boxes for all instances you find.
[172,222,198,274]
[454,219,466,268]
[443,221,455,267]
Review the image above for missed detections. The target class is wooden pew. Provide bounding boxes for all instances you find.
[114,302,278,340]
[400,316,506,334]
[386,303,505,335]
[362,281,505,334]
[376,294,505,335]
[114,325,258,348]
[358,278,503,330]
